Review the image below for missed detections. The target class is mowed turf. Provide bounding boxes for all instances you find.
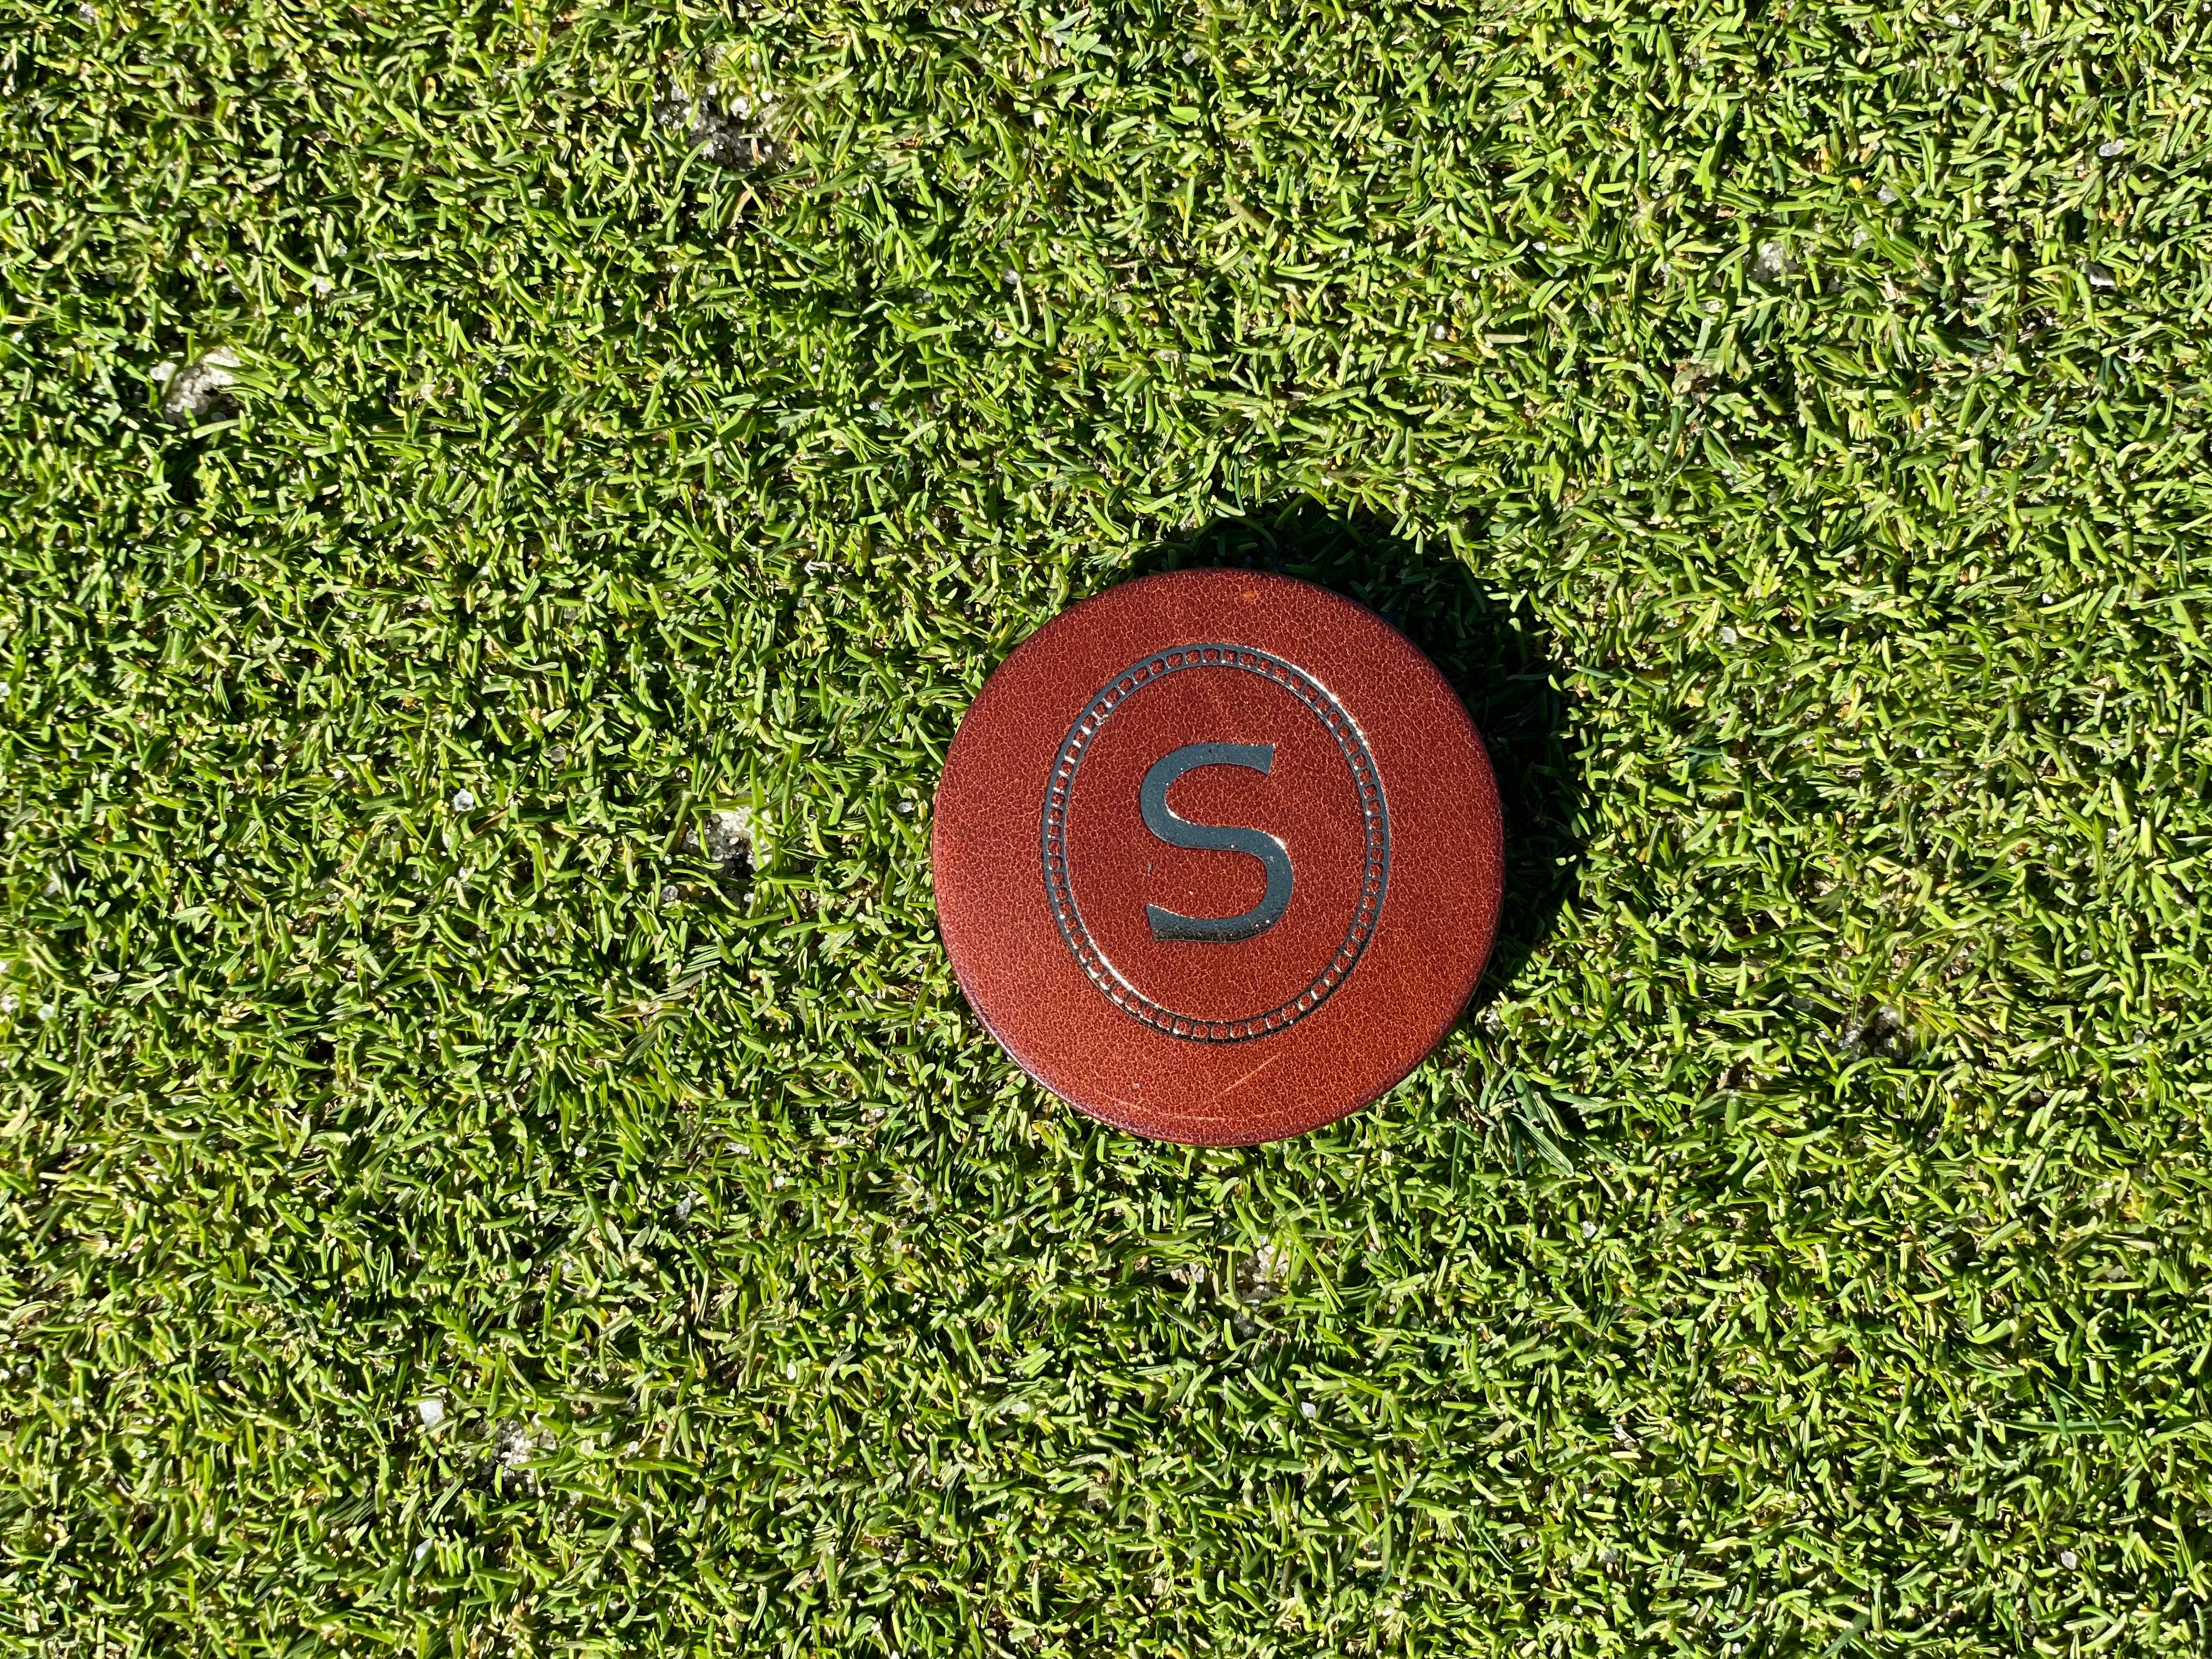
[3,1,2210,1652]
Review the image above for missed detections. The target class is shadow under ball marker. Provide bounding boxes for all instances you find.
[932,568,1504,1146]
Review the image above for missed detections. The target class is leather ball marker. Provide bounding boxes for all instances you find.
[932,569,1504,1145]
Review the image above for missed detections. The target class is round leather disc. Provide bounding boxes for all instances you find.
[932,568,1503,1145]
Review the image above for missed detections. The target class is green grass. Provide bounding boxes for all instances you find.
[3,0,2210,1652]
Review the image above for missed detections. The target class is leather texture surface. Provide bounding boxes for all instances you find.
[932,568,1504,1146]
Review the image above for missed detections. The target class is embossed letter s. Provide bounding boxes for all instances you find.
[1138,743,1295,943]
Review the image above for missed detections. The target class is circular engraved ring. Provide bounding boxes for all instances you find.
[1040,644,1391,1043]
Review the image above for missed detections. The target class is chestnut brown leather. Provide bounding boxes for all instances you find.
[933,569,1503,1146]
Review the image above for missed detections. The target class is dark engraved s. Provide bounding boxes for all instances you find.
[1042,644,1389,1043]
[1139,743,1294,943]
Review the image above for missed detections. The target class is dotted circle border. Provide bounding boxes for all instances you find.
[1041,644,1391,1043]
